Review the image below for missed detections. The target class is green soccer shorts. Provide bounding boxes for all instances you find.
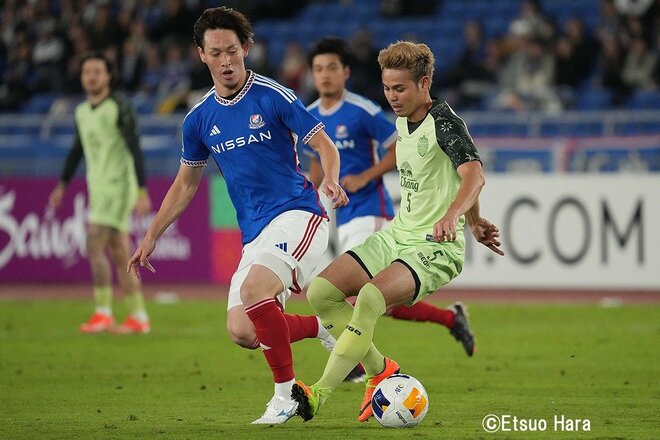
[348,227,464,304]
[88,185,137,232]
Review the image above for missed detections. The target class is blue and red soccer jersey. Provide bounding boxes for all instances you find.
[305,91,396,226]
[181,71,327,244]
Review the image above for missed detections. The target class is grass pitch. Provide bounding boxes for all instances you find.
[1,299,658,439]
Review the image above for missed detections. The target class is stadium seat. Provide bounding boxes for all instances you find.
[627,90,660,110]
[19,94,56,114]
[574,88,612,110]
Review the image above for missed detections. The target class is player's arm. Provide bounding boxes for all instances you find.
[127,164,204,277]
[48,126,84,210]
[431,113,485,243]
[465,198,504,256]
[118,98,151,216]
[432,160,485,243]
[308,155,324,188]
[341,142,396,193]
[307,130,349,208]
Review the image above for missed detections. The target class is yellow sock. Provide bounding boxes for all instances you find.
[93,286,113,312]
[315,283,386,391]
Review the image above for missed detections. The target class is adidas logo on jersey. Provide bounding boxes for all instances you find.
[209,125,221,136]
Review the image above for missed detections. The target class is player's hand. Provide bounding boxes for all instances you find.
[48,184,65,210]
[431,211,460,242]
[470,217,505,256]
[340,173,370,193]
[135,191,152,217]
[127,236,157,279]
[322,180,349,209]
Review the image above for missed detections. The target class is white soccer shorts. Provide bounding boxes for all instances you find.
[227,210,329,310]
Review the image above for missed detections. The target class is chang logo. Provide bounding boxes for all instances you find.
[399,161,420,192]
[399,161,413,178]
[210,130,272,154]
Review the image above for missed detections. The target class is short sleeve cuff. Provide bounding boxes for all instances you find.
[301,122,325,144]
[180,158,208,167]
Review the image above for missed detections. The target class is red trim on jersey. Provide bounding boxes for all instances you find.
[369,139,394,221]
[376,180,394,220]
[292,214,323,260]
[289,130,329,220]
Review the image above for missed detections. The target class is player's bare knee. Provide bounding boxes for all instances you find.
[238,278,266,305]
[226,322,258,349]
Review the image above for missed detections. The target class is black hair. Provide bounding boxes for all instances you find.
[307,36,353,68]
[80,51,117,89]
[193,6,254,48]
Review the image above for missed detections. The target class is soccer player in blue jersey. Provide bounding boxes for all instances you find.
[127,7,348,425]
[304,38,477,370]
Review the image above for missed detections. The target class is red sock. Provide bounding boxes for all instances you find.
[389,302,455,328]
[283,313,319,343]
[245,298,294,383]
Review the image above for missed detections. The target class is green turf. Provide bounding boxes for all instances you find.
[1,299,658,439]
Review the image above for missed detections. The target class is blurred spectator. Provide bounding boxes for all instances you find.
[139,43,164,94]
[597,0,623,40]
[380,0,438,18]
[155,43,191,113]
[0,36,32,110]
[136,0,164,37]
[63,20,92,93]
[0,0,658,113]
[493,37,561,113]
[85,3,121,51]
[447,21,496,109]
[247,39,276,79]
[614,0,655,17]
[154,0,196,42]
[621,36,658,90]
[278,42,309,97]
[563,17,597,84]
[508,0,554,42]
[119,37,146,92]
[554,36,581,88]
[593,33,626,103]
[32,20,66,93]
[186,43,213,109]
[348,29,385,107]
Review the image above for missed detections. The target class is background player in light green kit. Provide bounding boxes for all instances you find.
[48,52,152,334]
[291,41,505,423]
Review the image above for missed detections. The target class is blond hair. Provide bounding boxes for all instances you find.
[377,41,435,86]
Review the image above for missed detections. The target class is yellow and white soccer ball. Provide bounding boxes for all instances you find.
[371,373,429,428]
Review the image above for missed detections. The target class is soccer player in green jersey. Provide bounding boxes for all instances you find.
[49,52,152,334]
[291,41,505,422]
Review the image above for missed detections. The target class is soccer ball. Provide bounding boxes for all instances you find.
[371,373,429,428]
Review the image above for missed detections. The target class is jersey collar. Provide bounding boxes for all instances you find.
[214,70,255,106]
[317,90,347,116]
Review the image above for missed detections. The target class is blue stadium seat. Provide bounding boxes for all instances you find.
[574,89,612,110]
[19,94,56,114]
[627,90,660,110]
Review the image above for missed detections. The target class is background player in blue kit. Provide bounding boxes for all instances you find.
[304,38,476,368]
[128,7,348,425]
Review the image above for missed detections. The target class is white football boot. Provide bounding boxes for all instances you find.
[251,395,299,425]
